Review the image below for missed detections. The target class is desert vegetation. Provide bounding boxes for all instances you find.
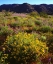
[0,11,53,64]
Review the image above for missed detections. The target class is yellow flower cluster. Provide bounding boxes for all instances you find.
[6,32,48,55]
[2,32,48,64]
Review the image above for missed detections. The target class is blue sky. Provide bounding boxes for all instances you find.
[0,0,53,5]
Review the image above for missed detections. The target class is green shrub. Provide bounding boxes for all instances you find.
[0,15,8,26]
[44,33,53,53]
[1,32,48,64]
[35,20,42,25]
[3,10,12,16]
[39,26,51,33]
[40,12,48,18]
[10,22,19,28]
[29,12,39,17]
[48,21,53,27]
[13,17,18,21]
[0,26,13,36]
[40,36,46,42]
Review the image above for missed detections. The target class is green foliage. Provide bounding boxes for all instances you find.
[26,20,35,27]
[1,32,48,64]
[10,22,19,27]
[39,26,51,33]
[40,36,46,42]
[1,11,53,64]
[0,15,8,25]
[3,10,12,16]
[29,12,39,17]
[46,33,53,53]
[13,17,18,21]
[40,12,48,18]
[0,26,13,36]
[35,20,42,25]
[48,21,53,27]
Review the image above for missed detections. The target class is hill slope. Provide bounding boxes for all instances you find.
[0,3,53,14]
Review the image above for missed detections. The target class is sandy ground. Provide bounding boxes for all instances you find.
[12,13,27,17]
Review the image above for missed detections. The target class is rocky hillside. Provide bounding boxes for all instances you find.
[0,3,53,14]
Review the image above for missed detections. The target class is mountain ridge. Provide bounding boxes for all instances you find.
[0,3,53,14]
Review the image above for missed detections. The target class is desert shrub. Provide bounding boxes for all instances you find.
[10,21,23,28]
[40,36,46,42]
[10,16,35,28]
[10,22,19,28]
[13,17,18,21]
[33,26,37,31]
[46,33,53,53]
[23,17,35,27]
[40,12,48,18]
[19,18,35,27]
[35,20,42,26]
[0,26,13,36]
[48,21,53,27]
[32,26,40,32]
[3,10,12,16]
[29,12,39,17]
[1,32,48,64]
[27,21,35,27]
[0,15,8,26]
[39,26,51,33]
[10,17,26,27]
